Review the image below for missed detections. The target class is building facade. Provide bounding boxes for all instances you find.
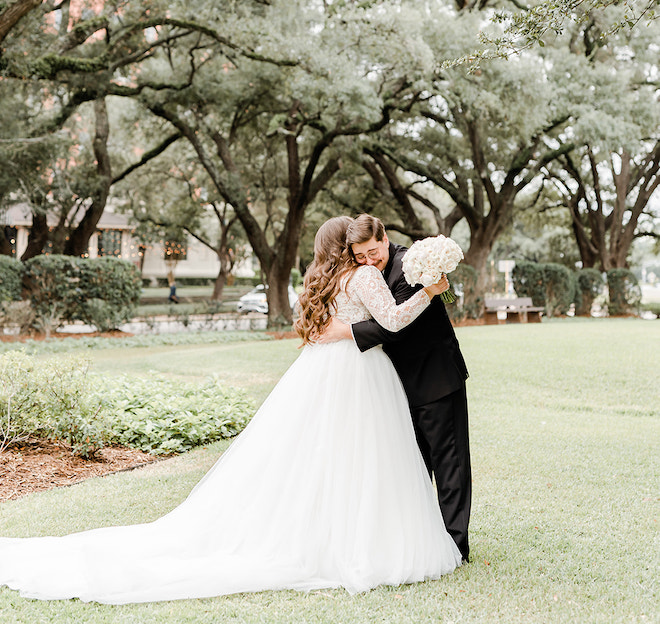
[2,204,256,282]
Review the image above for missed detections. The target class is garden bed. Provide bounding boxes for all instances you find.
[0,438,158,503]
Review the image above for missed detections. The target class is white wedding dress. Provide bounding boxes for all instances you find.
[0,265,462,604]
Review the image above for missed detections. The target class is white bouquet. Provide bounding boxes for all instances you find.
[402,235,464,303]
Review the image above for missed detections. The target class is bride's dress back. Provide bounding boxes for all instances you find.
[333,282,372,325]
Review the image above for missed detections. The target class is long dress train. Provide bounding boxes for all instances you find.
[0,265,462,604]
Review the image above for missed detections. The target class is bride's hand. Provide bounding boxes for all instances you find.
[316,317,352,343]
[423,274,450,299]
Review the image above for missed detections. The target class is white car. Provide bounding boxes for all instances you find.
[237,284,299,315]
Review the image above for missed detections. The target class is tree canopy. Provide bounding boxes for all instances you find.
[1,0,657,324]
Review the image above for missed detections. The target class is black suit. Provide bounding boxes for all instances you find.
[352,242,471,559]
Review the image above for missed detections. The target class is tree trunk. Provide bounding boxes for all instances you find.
[64,99,112,256]
[464,221,504,304]
[20,212,48,260]
[266,262,294,328]
[211,247,234,302]
[263,207,305,328]
[568,199,598,268]
[211,269,227,302]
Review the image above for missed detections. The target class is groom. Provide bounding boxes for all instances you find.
[319,214,471,561]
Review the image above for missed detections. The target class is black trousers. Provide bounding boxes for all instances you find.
[411,385,471,560]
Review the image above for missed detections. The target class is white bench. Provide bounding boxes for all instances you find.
[484,297,544,324]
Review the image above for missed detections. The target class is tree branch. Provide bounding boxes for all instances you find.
[112,132,182,185]
[0,0,42,44]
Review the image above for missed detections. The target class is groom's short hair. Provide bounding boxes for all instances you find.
[346,214,385,245]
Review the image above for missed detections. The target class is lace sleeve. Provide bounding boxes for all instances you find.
[347,265,430,332]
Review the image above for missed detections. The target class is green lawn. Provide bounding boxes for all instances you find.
[1,318,658,623]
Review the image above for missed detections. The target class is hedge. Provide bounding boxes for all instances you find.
[0,256,23,302]
[511,261,546,307]
[23,255,142,332]
[511,261,645,318]
[76,257,143,331]
[574,269,605,316]
[542,263,574,318]
[23,255,81,330]
[607,268,641,316]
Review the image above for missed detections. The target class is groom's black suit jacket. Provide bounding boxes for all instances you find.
[352,242,468,407]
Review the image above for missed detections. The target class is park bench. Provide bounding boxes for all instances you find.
[484,297,544,324]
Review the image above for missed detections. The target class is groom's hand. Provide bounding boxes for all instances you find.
[317,317,352,343]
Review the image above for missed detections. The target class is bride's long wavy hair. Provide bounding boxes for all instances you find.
[295,216,356,344]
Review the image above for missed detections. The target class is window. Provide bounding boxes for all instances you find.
[97,229,122,257]
[163,240,187,261]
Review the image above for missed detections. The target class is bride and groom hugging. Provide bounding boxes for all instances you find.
[317,213,471,562]
[0,213,471,604]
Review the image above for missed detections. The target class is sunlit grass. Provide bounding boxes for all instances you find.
[1,318,658,623]
[88,339,301,405]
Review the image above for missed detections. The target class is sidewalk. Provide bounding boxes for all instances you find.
[55,312,269,336]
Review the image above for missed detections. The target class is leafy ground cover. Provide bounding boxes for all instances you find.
[0,350,256,458]
[0,318,658,623]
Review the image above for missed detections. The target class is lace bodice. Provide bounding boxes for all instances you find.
[333,265,430,330]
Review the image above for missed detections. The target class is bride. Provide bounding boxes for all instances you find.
[0,216,462,605]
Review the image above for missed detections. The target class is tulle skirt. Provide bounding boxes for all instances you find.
[0,341,461,604]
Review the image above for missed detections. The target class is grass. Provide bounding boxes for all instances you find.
[1,318,658,623]
[87,337,300,405]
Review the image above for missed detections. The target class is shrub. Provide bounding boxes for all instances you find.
[0,351,38,451]
[23,255,142,332]
[607,268,641,316]
[512,261,546,307]
[70,257,141,331]
[512,261,576,317]
[0,300,35,334]
[23,255,81,334]
[80,258,142,321]
[39,355,107,458]
[574,269,605,316]
[78,298,119,332]
[0,258,30,333]
[543,263,574,318]
[0,351,105,457]
[0,256,23,302]
[290,268,302,289]
[76,257,142,331]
